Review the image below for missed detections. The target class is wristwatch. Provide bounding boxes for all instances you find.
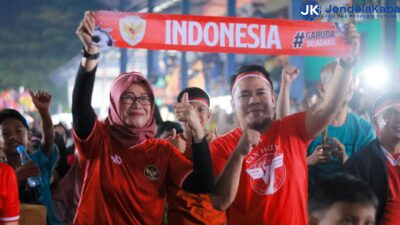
[81,48,100,60]
[339,57,358,70]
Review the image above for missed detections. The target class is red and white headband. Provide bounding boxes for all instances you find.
[231,71,272,94]
[188,98,209,107]
[374,100,400,117]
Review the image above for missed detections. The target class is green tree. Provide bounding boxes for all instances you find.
[0,0,102,112]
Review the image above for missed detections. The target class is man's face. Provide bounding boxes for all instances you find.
[316,202,376,225]
[232,76,275,131]
[378,104,400,139]
[189,101,210,128]
[0,118,30,155]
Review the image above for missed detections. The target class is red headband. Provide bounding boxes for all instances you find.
[374,100,400,117]
[188,97,209,107]
[231,71,272,93]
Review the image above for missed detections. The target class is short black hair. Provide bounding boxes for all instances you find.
[309,173,378,215]
[156,121,182,138]
[372,91,400,116]
[229,65,273,92]
[177,87,210,106]
[0,108,29,130]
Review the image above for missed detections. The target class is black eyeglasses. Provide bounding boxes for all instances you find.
[120,94,152,106]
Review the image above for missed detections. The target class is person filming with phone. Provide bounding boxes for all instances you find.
[307,62,376,183]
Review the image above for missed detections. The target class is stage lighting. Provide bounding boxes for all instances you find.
[359,64,389,91]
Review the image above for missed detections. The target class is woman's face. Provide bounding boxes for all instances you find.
[119,83,152,128]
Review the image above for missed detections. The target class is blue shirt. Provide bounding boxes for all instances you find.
[29,144,60,225]
[307,113,375,182]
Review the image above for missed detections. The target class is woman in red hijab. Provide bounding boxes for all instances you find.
[71,12,214,225]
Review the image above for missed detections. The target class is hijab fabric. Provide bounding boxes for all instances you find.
[106,72,156,148]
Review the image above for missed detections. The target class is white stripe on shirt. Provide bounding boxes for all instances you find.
[381,145,400,166]
[0,215,19,222]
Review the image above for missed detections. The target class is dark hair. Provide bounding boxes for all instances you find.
[31,127,42,139]
[372,92,400,116]
[229,65,273,92]
[309,173,378,215]
[31,127,42,150]
[177,87,210,106]
[156,121,182,138]
[54,122,70,138]
[0,108,29,130]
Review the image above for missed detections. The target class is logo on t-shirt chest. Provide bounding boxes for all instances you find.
[144,164,160,181]
[245,144,286,195]
[111,154,122,165]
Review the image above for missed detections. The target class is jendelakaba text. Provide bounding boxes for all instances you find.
[165,20,282,49]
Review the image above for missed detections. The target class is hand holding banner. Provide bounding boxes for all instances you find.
[92,10,351,57]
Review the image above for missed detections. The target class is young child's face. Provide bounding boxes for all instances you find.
[318,202,376,225]
[0,118,30,155]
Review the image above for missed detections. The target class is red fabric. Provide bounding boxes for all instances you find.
[67,153,77,165]
[188,98,209,107]
[106,72,156,148]
[72,119,193,225]
[0,162,19,223]
[167,138,226,225]
[93,11,351,57]
[210,112,311,225]
[381,153,400,225]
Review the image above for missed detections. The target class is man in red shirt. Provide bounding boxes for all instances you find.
[166,87,226,225]
[210,24,360,225]
[0,162,19,225]
[345,91,400,224]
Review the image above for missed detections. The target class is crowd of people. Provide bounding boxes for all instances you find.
[0,11,399,225]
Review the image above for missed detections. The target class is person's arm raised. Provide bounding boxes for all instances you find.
[77,11,99,72]
[175,93,214,193]
[305,24,360,139]
[72,11,99,139]
[276,67,299,119]
[29,90,54,157]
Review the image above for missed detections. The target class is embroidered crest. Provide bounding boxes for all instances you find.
[144,165,160,181]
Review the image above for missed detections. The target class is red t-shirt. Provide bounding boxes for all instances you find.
[167,135,226,225]
[381,152,400,225]
[0,162,19,223]
[73,119,193,225]
[210,112,311,225]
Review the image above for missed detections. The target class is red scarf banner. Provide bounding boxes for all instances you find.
[92,10,351,57]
